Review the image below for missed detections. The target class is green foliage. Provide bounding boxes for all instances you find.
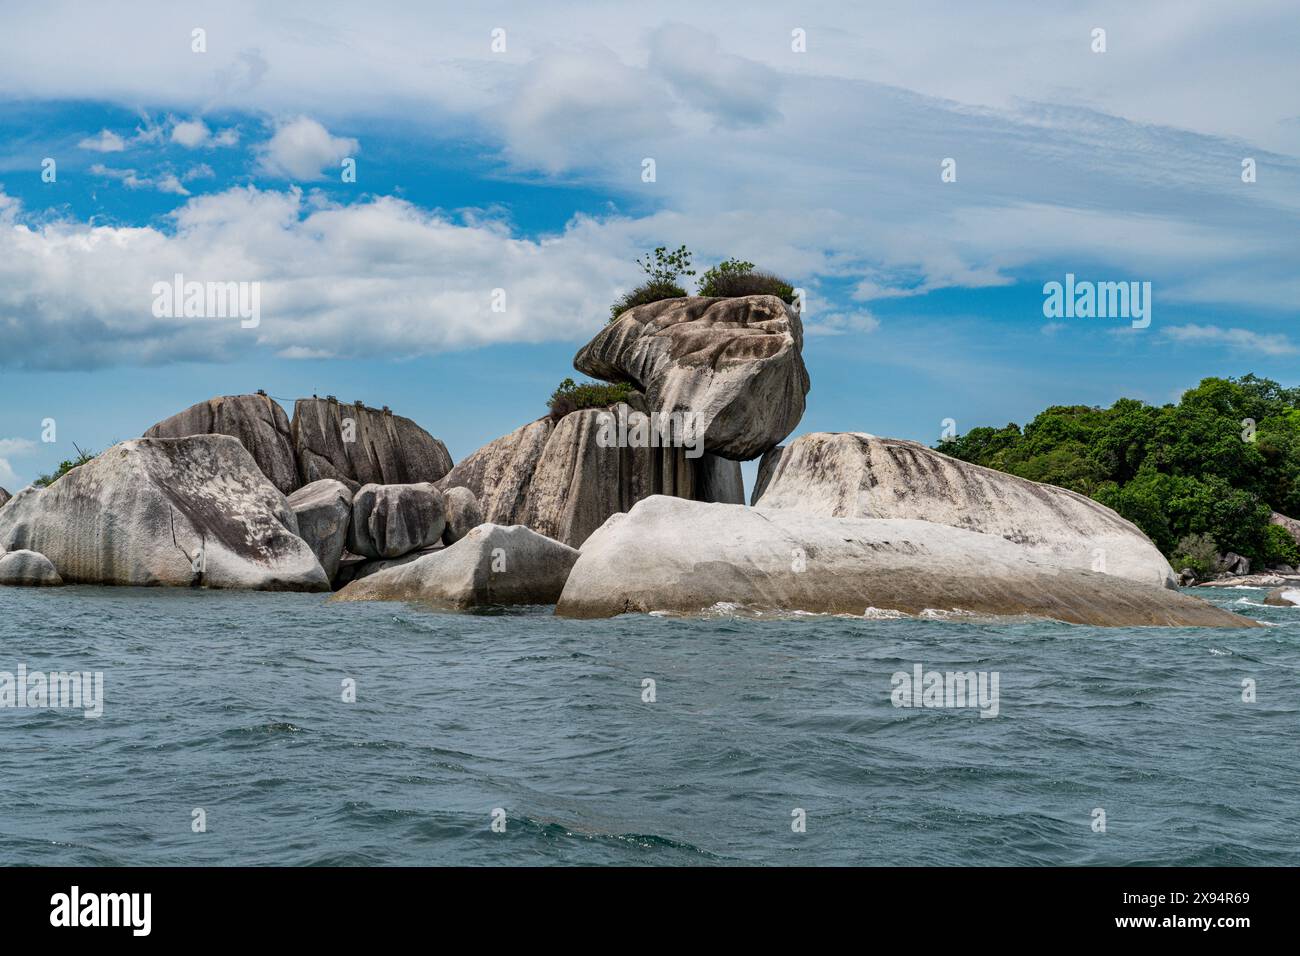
[938,375,1300,568]
[609,280,689,321]
[1262,523,1300,567]
[637,245,695,285]
[1170,533,1220,578]
[697,258,796,303]
[547,377,633,420]
[33,444,98,488]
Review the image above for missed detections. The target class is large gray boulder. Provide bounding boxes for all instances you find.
[441,486,484,545]
[287,479,353,580]
[0,436,329,590]
[292,398,452,490]
[144,393,299,495]
[331,523,580,609]
[348,483,446,559]
[439,405,747,548]
[573,295,809,461]
[753,433,1176,589]
[0,549,63,587]
[555,496,1255,628]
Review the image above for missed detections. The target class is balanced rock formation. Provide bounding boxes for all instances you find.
[574,295,809,461]
[292,397,452,491]
[0,436,329,590]
[0,549,63,586]
[441,486,484,545]
[287,479,353,580]
[438,405,746,547]
[347,483,446,559]
[753,433,1175,589]
[1263,586,1300,607]
[555,497,1256,627]
[144,393,299,495]
[332,524,580,609]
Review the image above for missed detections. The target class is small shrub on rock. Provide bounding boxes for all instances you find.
[548,377,633,420]
[608,245,695,321]
[697,258,796,304]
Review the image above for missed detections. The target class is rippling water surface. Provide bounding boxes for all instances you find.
[1,585,1297,865]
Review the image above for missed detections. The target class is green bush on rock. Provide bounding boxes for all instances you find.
[547,377,633,420]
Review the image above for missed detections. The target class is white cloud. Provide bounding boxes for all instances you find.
[1159,324,1298,355]
[256,117,358,180]
[806,311,880,337]
[78,129,126,152]
[0,437,37,489]
[0,186,643,369]
[155,173,189,196]
[89,164,187,195]
[171,118,210,147]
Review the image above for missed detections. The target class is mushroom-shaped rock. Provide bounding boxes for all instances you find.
[574,295,809,461]
[331,523,579,609]
[555,496,1255,628]
[144,393,299,495]
[0,549,63,587]
[287,479,354,580]
[754,432,1176,589]
[292,398,451,491]
[0,436,328,590]
[441,486,484,546]
[348,483,446,559]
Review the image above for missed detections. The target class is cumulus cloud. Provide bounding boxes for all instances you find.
[256,117,358,180]
[170,119,210,147]
[647,23,782,128]
[78,129,126,152]
[805,311,881,337]
[0,186,642,370]
[0,437,37,489]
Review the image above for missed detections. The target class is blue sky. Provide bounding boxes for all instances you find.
[1,0,1298,491]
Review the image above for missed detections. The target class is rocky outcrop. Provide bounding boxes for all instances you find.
[753,433,1175,589]
[0,549,63,586]
[336,545,445,586]
[1218,552,1251,576]
[439,405,748,547]
[1270,512,1300,547]
[144,393,299,495]
[750,444,784,505]
[0,436,328,590]
[1264,586,1300,607]
[332,524,579,609]
[441,486,484,545]
[0,487,11,509]
[574,295,809,461]
[287,479,353,580]
[292,398,452,490]
[555,497,1256,627]
[348,483,446,559]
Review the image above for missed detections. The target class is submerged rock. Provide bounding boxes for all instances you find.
[441,486,484,545]
[348,483,446,559]
[292,398,452,490]
[144,393,299,495]
[574,295,809,461]
[0,549,63,587]
[555,496,1256,627]
[331,524,579,609]
[287,479,353,580]
[753,432,1176,589]
[1263,586,1300,607]
[0,435,328,591]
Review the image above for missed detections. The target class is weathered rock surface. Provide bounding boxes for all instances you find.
[0,487,11,509]
[332,524,579,609]
[336,546,445,586]
[1270,511,1300,547]
[556,497,1254,627]
[441,486,484,545]
[0,549,63,587]
[1219,552,1251,576]
[750,444,784,505]
[287,479,353,580]
[0,436,329,590]
[144,393,299,495]
[1263,586,1300,607]
[753,433,1176,589]
[439,405,747,547]
[348,483,446,559]
[292,398,452,490]
[574,295,809,461]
